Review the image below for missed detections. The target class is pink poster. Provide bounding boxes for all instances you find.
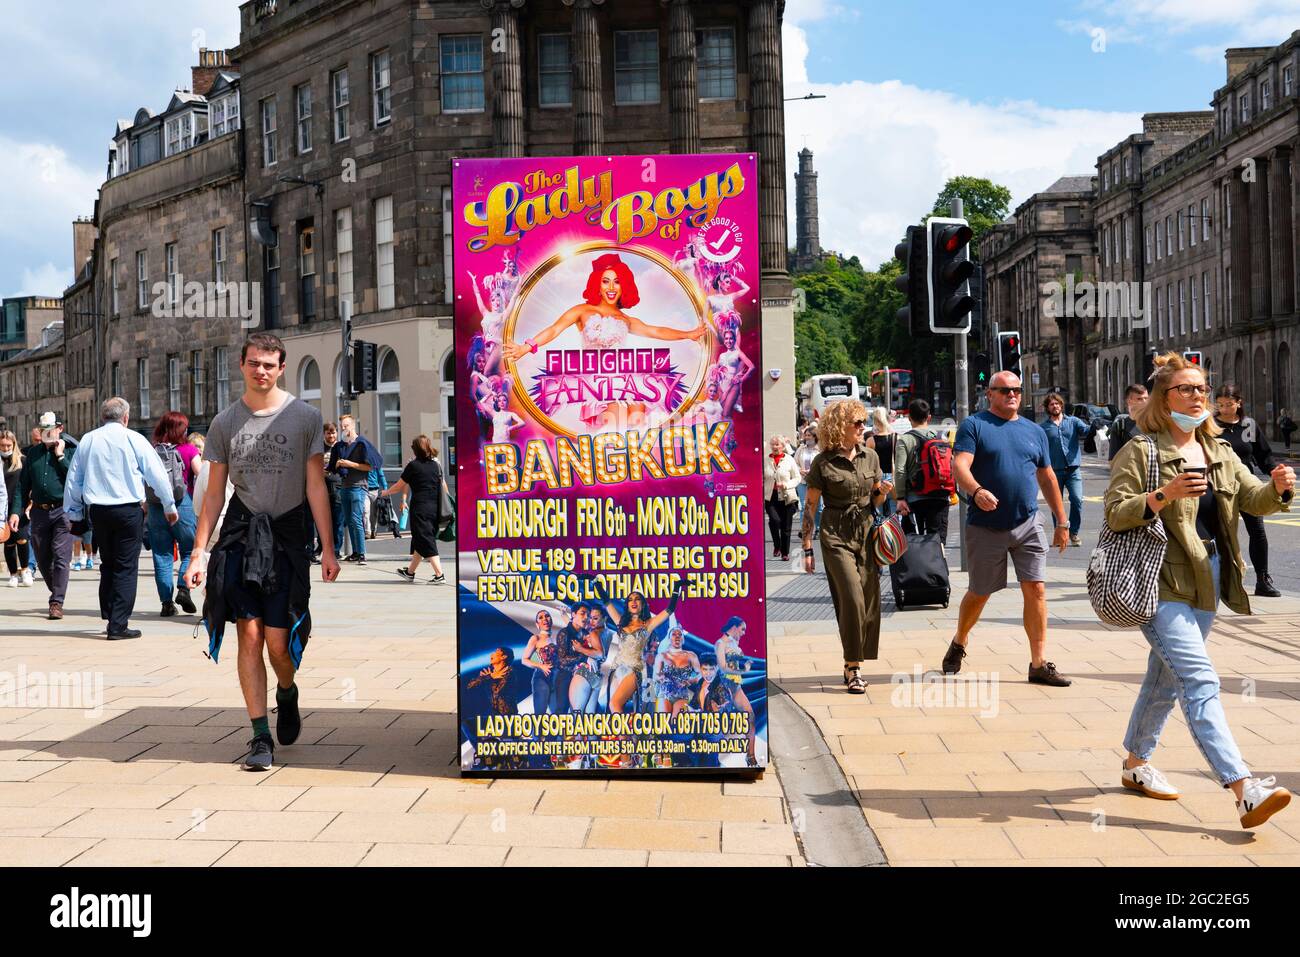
[453,154,766,773]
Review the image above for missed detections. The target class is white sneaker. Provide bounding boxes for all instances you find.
[1238,775,1291,829]
[1121,763,1180,800]
[6,575,17,588]
[20,569,34,587]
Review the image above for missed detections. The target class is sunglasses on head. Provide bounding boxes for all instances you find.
[991,386,1024,395]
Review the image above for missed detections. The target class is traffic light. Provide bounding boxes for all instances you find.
[997,331,1022,379]
[894,225,930,338]
[351,340,378,394]
[1182,350,1203,367]
[927,216,975,334]
[972,352,991,391]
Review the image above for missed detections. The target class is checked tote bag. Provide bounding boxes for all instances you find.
[1087,435,1167,627]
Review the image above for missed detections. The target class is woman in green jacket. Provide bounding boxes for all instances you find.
[1105,352,1296,830]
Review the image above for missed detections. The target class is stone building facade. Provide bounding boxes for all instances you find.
[1,297,63,362]
[230,0,795,481]
[984,33,1300,438]
[0,324,65,440]
[980,176,1097,409]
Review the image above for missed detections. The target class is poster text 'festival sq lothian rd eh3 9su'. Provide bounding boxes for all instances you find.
[453,153,767,773]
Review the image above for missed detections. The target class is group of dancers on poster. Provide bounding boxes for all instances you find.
[466,579,761,770]
[465,232,756,440]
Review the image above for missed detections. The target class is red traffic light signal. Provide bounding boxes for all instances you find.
[927,217,975,334]
[1182,351,1202,366]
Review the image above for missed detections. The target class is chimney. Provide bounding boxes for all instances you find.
[1225,47,1271,83]
[191,47,232,98]
[72,218,95,274]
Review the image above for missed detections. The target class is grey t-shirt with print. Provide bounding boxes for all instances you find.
[204,395,324,519]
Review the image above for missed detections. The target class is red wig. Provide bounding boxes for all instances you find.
[582,253,640,308]
[153,410,190,446]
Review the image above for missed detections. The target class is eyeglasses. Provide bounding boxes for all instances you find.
[1166,384,1211,398]
[990,387,1023,395]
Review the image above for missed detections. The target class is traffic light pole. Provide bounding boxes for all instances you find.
[951,198,969,572]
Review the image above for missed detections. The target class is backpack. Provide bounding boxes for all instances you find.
[1087,435,1168,627]
[146,443,187,506]
[907,430,955,495]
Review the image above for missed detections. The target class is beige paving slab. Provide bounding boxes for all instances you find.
[873,825,1020,862]
[661,793,786,823]
[283,786,426,813]
[0,781,78,807]
[213,840,372,867]
[923,796,1066,827]
[648,850,794,867]
[410,786,543,816]
[0,806,88,837]
[0,836,100,866]
[535,790,662,820]
[360,843,510,866]
[721,821,800,856]
[315,810,462,844]
[1003,824,1164,859]
[69,838,237,867]
[161,784,310,812]
[586,818,719,853]
[452,813,590,849]
[181,810,338,842]
[49,807,198,841]
[31,760,174,784]
[505,846,649,867]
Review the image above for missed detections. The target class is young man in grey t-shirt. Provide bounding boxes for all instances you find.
[187,333,339,771]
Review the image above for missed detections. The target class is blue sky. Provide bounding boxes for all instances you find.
[0,0,1296,297]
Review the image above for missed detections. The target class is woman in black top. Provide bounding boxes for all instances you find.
[380,435,449,584]
[1214,385,1279,597]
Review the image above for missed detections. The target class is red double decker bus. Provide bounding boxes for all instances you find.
[869,368,913,413]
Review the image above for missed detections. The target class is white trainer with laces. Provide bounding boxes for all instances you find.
[19,569,33,587]
[1121,763,1180,800]
[6,575,17,588]
[1238,776,1291,829]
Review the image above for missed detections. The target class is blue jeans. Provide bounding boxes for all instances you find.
[1124,556,1250,786]
[340,485,367,557]
[1054,467,1083,536]
[147,494,196,603]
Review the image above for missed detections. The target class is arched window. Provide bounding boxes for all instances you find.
[300,357,321,412]
[376,348,401,468]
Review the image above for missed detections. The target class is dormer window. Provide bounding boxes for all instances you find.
[211,93,240,137]
[1260,78,1271,112]
[1239,91,1251,123]
[165,112,201,156]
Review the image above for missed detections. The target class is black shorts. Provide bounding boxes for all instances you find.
[222,546,293,630]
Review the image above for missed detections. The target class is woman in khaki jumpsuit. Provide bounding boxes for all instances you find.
[801,399,894,693]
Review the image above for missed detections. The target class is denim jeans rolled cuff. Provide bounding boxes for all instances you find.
[1123,556,1251,786]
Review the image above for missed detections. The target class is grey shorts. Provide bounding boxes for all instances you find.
[965,515,1048,595]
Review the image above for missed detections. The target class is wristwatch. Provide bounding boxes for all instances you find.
[1153,489,1167,502]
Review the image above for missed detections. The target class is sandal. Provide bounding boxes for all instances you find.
[846,667,867,695]
[842,663,858,686]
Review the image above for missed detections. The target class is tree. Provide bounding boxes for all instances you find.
[927,176,1012,257]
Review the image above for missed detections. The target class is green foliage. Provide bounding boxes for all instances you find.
[791,175,1011,407]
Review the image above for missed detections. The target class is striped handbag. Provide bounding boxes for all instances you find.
[870,511,909,567]
[1087,435,1167,627]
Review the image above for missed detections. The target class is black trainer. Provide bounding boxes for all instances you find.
[175,587,197,614]
[1027,661,1072,687]
[397,567,416,582]
[1256,574,1282,598]
[275,684,302,746]
[242,734,274,771]
[160,602,177,617]
[941,639,967,675]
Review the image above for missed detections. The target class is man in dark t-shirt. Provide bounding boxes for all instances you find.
[946,371,1071,687]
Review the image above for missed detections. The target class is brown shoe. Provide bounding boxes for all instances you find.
[48,601,64,620]
[1027,661,1071,686]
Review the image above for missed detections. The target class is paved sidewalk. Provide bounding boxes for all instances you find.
[768,561,1300,866]
[0,560,803,868]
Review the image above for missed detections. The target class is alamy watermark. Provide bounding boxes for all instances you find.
[151,275,261,329]
[0,666,104,718]
[889,666,1001,718]
[1042,275,1152,328]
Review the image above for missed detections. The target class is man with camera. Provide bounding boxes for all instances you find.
[8,412,75,620]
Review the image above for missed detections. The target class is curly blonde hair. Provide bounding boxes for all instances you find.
[817,399,867,451]
[1137,352,1222,439]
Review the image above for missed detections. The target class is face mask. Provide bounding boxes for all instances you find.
[1170,409,1211,430]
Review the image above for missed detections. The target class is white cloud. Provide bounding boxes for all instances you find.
[782,23,1140,269]
[1081,0,1299,50]
[18,262,73,298]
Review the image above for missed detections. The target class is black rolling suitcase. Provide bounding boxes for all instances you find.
[889,514,950,609]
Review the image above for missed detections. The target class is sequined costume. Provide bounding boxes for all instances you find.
[609,626,650,686]
[467,668,516,716]
[719,639,747,685]
[657,656,698,703]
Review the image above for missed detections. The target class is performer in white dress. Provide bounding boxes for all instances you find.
[711,327,754,417]
[468,271,508,376]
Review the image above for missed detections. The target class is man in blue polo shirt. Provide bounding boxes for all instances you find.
[1039,392,1101,547]
[944,372,1072,687]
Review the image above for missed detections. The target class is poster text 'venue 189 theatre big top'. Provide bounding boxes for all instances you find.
[452,153,767,773]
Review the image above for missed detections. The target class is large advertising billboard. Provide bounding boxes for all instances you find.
[453,154,766,772]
